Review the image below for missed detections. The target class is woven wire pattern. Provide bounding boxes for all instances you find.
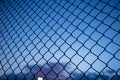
[0,0,120,80]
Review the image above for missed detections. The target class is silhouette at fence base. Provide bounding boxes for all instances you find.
[1,62,120,80]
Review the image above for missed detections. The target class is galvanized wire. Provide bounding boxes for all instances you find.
[0,0,120,80]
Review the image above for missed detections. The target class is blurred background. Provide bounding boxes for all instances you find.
[0,0,120,80]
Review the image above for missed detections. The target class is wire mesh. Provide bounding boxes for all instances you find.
[0,0,120,80]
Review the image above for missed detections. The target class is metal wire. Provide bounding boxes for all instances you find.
[0,0,120,80]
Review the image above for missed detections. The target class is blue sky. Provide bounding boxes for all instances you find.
[0,0,120,79]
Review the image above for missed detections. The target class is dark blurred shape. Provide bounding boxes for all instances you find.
[1,62,120,80]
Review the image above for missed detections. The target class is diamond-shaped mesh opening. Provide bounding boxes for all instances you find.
[0,0,120,80]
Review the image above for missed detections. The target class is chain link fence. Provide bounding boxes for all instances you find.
[0,0,120,80]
